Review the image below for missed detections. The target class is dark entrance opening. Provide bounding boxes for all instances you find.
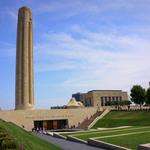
[34,119,68,130]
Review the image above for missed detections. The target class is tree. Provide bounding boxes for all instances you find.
[130,85,145,109]
[105,101,111,106]
[121,100,131,106]
[146,88,150,105]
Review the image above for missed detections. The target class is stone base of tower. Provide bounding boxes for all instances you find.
[15,104,34,110]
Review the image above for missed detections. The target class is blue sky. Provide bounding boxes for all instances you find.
[0,0,150,109]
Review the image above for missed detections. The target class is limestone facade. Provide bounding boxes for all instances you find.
[0,107,98,131]
[15,7,34,110]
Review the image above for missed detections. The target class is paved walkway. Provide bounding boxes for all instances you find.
[34,133,104,150]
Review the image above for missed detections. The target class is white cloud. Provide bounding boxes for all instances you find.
[7,10,17,21]
[33,0,150,21]
[35,26,150,93]
[35,62,77,72]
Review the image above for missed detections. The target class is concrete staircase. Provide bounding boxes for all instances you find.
[77,111,102,129]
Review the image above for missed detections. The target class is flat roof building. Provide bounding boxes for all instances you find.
[72,90,128,107]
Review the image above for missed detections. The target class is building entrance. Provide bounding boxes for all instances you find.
[34,119,68,130]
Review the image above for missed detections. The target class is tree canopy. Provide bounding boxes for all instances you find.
[146,88,150,105]
[130,85,145,106]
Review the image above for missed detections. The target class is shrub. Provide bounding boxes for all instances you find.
[0,132,8,138]
[0,129,18,149]
[0,136,13,149]
[0,127,4,130]
[0,136,12,141]
[1,139,18,149]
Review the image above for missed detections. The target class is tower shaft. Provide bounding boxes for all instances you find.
[15,7,34,110]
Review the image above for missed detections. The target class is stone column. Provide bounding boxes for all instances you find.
[15,6,34,110]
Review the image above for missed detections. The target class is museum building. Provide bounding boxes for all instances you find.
[72,90,128,107]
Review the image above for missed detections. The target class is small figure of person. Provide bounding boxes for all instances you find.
[36,127,39,133]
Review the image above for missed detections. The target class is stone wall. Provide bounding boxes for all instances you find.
[0,107,98,131]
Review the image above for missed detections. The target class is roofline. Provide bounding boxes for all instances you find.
[88,90,123,93]
[72,90,127,95]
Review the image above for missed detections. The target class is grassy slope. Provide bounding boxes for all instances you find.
[0,120,62,150]
[99,132,150,150]
[92,111,150,128]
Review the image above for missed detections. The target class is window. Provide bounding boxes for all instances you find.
[112,96,115,101]
[101,97,104,106]
[116,97,118,102]
[119,96,122,101]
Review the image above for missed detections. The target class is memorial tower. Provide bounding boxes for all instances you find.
[15,6,34,110]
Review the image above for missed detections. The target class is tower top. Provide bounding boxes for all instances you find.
[18,6,32,21]
[19,6,31,11]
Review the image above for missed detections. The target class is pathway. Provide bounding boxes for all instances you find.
[34,133,104,150]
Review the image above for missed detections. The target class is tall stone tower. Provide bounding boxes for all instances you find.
[15,6,34,110]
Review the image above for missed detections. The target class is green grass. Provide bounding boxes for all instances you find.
[92,111,150,128]
[61,130,97,137]
[0,120,62,150]
[98,131,150,150]
[74,126,150,141]
[60,111,150,149]
[63,126,150,149]
[61,126,133,137]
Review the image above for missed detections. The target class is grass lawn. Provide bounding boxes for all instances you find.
[74,126,150,141]
[0,120,62,150]
[63,126,150,149]
[61,126,133,137]
[59,111,150,150]
[98,131,150,150]
[61,130,97,137]
[92,111,150,128]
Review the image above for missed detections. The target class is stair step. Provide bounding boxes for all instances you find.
[77,111,103,129]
